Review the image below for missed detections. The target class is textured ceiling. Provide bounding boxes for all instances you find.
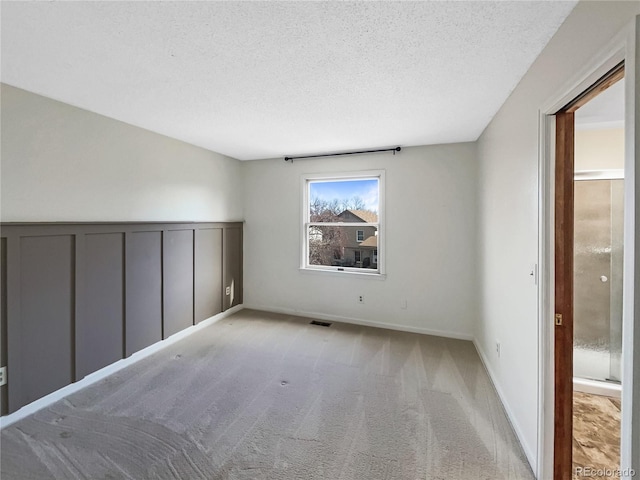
[1,1,577,160]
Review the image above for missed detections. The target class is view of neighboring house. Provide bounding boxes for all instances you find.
[337,210,378,269]
[309,206,378,269]
[308,209,378,269]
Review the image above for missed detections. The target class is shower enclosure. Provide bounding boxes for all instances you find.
[573,172,623,387]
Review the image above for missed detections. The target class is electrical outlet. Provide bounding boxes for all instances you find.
[358,295,364,304]
[0,366,6,387]
[226,286,231,295]
[496,341,501,358]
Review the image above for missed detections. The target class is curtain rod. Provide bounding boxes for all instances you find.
[284,146,401,162]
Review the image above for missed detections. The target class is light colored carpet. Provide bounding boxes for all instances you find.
[1,309,534,479]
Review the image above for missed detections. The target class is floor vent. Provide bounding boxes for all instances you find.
[310,320,332,327]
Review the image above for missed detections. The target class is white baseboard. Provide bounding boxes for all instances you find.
[473,339,536,474]
[0,304,244,430]
[245,303,474,341]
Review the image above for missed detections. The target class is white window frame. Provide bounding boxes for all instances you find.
[301,170,385,276]
[356,230,364,242]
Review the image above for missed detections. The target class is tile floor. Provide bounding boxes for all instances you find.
[573,391,621,479]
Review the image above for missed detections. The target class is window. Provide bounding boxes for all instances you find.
[302,171,384,274]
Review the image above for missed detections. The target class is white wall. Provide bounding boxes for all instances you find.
[575,128,625,170]
[0,84,243,222]
[476,1,640,471]
[242,144,478,339]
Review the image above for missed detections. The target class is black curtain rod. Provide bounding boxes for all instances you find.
[284,146,401,162]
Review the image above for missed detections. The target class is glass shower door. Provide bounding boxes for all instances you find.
[573,176,623,383]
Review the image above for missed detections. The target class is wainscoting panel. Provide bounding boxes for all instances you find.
[19,235,74,407]
[1,238,8,416]
[195,228,223,323]
[163,229,194,338]
[77,232,124,380]
[1,222,242,414]
[224,226,243,310]
[126,231,163,357]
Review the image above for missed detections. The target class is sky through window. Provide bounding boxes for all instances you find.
[309,179,378,212]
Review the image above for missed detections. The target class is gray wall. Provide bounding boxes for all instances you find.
[242,145,478,339]
[0,84,243,223]
[475,2,640,471]
[0,221,242,415]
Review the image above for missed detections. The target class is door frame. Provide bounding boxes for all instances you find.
[537,17,639,480]
[553,109,575,480]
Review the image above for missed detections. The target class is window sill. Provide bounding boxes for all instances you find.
[299,267,387,280]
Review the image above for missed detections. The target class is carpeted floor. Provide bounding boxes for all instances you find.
[1,309,534,479]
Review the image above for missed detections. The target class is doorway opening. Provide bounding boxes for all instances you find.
[554,62,625,480]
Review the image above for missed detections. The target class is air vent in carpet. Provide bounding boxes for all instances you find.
[310,320,332,327]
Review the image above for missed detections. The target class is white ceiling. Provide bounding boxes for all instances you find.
[1,1,577,161]
[575,78,625,130]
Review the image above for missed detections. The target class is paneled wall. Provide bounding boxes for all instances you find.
[0,222,242,415]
